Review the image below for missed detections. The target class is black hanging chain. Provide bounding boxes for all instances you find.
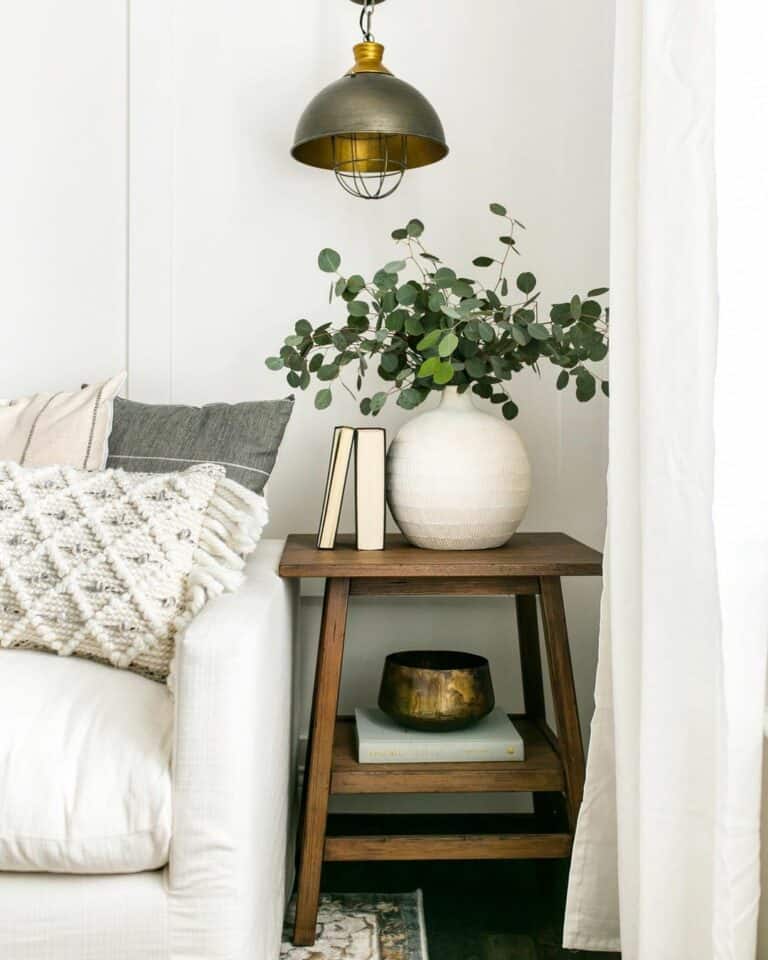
[359,0,376,41]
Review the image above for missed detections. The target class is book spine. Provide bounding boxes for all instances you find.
[358,743,524,763]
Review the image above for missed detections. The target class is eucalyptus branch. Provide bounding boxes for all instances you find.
[266,206,610,416]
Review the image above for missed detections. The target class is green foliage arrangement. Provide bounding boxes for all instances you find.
[266,204,609,419]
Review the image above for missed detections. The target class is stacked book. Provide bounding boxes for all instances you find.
[317,426,386,551]
[355,708,525,763]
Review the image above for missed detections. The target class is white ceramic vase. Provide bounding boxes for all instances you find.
[386,387,532,550]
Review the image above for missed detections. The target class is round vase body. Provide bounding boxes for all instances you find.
[386,387,532,550]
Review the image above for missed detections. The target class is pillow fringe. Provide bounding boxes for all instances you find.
[174,474,268,629]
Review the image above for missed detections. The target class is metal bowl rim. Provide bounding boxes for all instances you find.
[383,650,490,672]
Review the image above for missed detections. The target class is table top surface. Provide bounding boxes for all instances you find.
[279,533,602,579]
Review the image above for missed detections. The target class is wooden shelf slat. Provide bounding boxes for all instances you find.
[324,832,572,861]
[330,714,565,795]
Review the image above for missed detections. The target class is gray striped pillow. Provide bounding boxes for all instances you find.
[106,396,293,494]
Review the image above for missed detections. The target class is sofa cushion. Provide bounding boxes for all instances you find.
[0,649,172,873]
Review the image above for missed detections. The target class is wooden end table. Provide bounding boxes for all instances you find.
[279,532,602,947]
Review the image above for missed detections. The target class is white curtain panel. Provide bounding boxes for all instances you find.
[562,0,768,957]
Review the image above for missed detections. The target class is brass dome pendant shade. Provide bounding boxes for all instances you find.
[291,0,448,199]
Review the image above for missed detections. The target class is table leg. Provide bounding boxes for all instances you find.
[538,576,585,832]
[515,593,545,720]
[293,577,350,946]
[516,593,563,829]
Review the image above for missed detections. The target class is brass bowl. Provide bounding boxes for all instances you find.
[378,650,495,732]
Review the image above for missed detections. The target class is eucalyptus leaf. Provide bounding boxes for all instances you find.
[315,388,332,410]
[490,203,507,216]
[418,356,440,378]
[478,321,494,342]
[417,329,443,351]
[556,370,569,390]
[397,388,424,410]
[370,391,387,414]
[588,287,609,297]
[381,352,400,373]
[434,361,455,385]
[581,299,602,320]
[438,332,459,357]
[265,356,283,370]
[406,218,425,237]
[347,300,369,317]
[516,272,536,294]
[473,256,494,267]
[570,295,582,321]
[396,284,418,306]
[576,369,596,401]
[428,291,444,312]
[466,357,487,379]
[502,400,519,420]
[372,270,389,288]
[452,280,474,298]
[405,314,425,336]
[434,267,457,288]
[527,323,550,341]
[318,248,341,273]
[384,260,407,275]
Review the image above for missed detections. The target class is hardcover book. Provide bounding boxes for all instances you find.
[354,427,386,551]
[316,426,355,549]
[355,707,525,764]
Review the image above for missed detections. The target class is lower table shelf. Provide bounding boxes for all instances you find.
[330,713,565,795]
[323,813,572,861]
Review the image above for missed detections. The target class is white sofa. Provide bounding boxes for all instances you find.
[0,539,299,960]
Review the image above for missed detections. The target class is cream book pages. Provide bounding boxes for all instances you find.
[355,707,525,763]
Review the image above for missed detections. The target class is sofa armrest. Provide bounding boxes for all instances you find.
[168,539,298,960]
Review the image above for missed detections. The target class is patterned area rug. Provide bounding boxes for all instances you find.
[281,891,429,960]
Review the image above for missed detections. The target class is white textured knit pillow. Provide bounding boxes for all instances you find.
[0,372,126,470]
[0,460,267,681]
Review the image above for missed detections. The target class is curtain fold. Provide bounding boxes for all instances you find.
[563,0,768,957]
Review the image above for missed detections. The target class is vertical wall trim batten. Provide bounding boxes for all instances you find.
[127,0,175,403]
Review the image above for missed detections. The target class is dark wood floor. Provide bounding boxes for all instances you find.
[321,820,620,960]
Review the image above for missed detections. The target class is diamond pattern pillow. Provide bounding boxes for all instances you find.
[0,461,267,681]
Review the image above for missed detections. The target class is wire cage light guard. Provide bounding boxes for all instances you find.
[332,133,407,199]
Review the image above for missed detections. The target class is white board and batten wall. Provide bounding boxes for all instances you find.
[0,0,614,810]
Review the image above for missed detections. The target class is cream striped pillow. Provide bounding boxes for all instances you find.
[0,373,125,470]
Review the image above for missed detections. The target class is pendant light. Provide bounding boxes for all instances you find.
[291,0,449,199]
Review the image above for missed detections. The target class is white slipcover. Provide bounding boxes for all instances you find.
[0,538,299,960]
[0,650,173,873]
